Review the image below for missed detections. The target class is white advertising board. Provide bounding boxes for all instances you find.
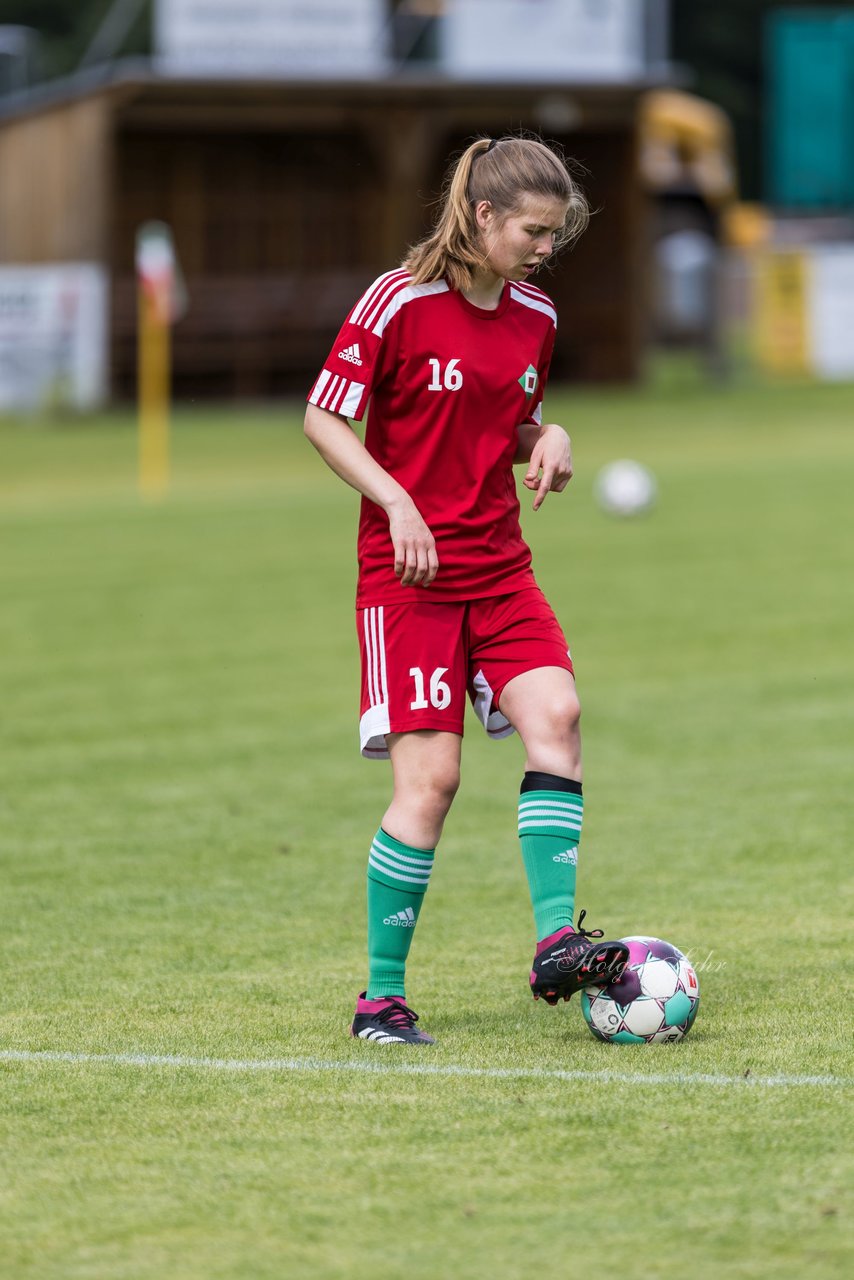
[808,247,854,380]
[155,0,389,78]
[0,264,109,413]
[442,0,645,81]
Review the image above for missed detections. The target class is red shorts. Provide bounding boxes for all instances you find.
[357,586,574,759]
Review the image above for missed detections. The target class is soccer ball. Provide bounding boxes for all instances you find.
[594,459,657,517]
[581,936,699,1044]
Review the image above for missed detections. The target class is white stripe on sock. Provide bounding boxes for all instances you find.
[518,821,582,835]
[371,837,434,869]
[518,801,583,815]
[368,854,432,886]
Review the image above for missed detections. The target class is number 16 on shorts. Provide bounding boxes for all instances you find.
[409,666,451,710]
[357,603,467,749]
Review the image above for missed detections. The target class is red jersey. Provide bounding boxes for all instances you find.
[307,269,557,607]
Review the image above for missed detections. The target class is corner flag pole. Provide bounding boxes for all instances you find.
[136,222,186,500]
[138,282,170,499]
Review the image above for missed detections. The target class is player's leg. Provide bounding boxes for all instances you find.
[383,728,461,850]
[353,731,461,1045]
[498,663,582,779]
[352,603,465,1045]
[365,729,459,999]
[498,664,583,933]
[468,589,628,1004]
[499,664,629,1002]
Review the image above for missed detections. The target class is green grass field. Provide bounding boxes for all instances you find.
[1,375,852,1279]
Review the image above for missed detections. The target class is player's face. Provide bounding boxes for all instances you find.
[476,193,569,282]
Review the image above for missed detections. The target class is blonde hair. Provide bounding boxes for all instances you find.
[403,136,589,292]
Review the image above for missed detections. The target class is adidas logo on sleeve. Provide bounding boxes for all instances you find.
[383,907,416,927]
[338,342,363,366]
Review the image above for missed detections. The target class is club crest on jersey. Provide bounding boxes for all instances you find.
[518,364,538,397]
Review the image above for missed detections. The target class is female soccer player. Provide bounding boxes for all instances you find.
[304,136,628,1045]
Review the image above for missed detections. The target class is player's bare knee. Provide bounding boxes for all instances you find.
[394,762,459,820]
[548,688,581,738]
[423,763,461,814]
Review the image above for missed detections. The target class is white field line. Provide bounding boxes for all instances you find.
[0,1049,850,1090]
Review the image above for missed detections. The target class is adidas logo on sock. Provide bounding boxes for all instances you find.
[552,846,578,865]
[338,342,363,366]
[383,907,416,927]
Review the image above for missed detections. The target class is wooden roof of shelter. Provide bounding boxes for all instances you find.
[0,61,666,393]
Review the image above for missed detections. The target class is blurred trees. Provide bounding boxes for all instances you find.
[0,0,150,82]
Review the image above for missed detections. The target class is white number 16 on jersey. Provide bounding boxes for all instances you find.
[409,666,452,710]
[427,358,463,391]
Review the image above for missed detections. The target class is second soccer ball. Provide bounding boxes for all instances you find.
[594,459,657,517]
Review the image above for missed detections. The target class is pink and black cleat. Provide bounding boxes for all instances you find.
[530,910,629,1006]
[350,993,436,1045]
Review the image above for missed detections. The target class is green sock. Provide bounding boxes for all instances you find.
[366,828,434,999]
[517,772,583,940]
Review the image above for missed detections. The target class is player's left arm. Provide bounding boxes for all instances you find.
[513,323,571,510]
[515,422,573,511]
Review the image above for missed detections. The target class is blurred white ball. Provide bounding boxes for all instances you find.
[594,459,657,517]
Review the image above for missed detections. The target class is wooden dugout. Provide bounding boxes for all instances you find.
[0,66,655,399]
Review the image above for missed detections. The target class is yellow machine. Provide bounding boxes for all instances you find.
[640,89,737,209]
[640,89,769,250]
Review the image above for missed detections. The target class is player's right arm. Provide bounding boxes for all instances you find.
[303,403,438,586]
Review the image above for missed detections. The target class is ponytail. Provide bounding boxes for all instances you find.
[403,135,589,292]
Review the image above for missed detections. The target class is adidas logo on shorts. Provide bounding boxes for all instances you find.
[552,846,578,865]
[383,907,416,927]
[338,342,363,366]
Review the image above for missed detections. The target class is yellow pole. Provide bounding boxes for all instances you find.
[138,287,170,499]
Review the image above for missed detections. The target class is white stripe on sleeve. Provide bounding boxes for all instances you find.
[319,374,341,410]
[351,270,409,325]
[333,378,352,413]
[371,281,449,337]
[509,285,558,325]
[339,380,365,417]
[308,369,332,406]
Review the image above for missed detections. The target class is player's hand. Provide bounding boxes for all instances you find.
[387,497,439,586]
[524,423,573,510]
